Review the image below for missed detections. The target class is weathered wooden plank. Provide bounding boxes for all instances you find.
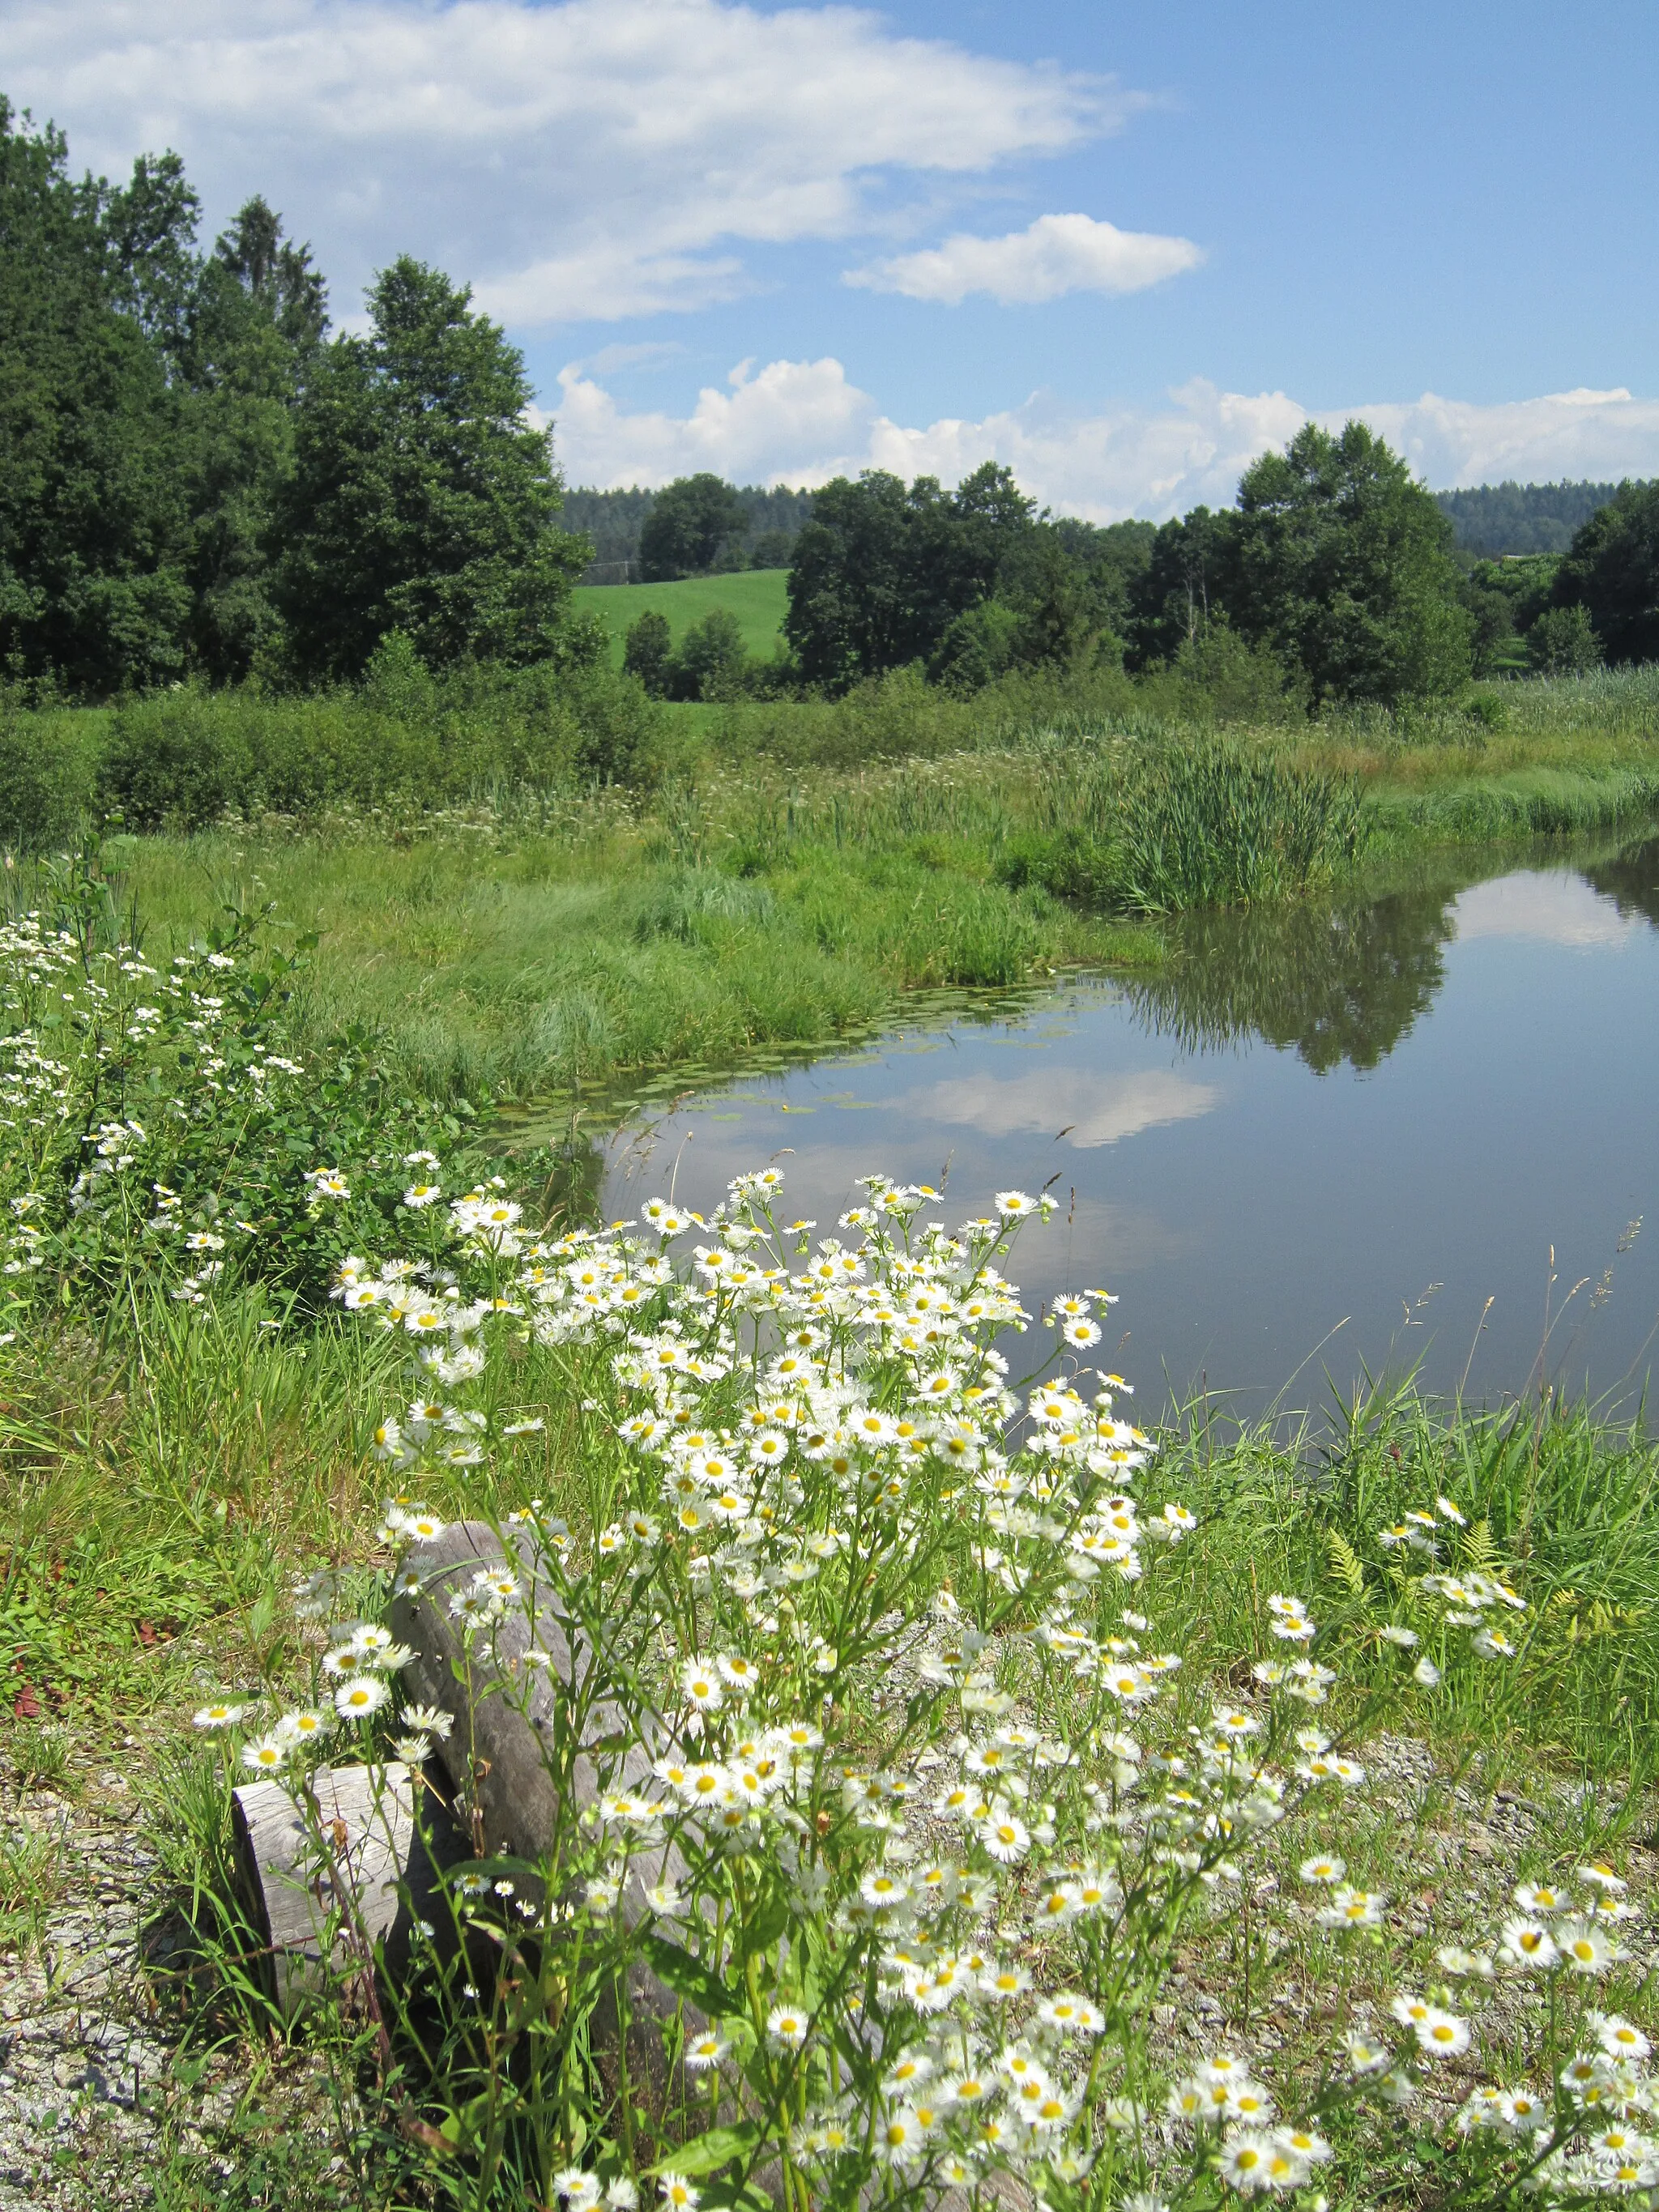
[232,1759,464,2016]
[390,1521,695,2095]
[389,1519,687,1921]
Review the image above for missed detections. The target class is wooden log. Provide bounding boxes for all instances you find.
[390,1519,686,1915]
[232,1759,466,2018]
[390,1525,1024,2211]
[390,1522,693,2084]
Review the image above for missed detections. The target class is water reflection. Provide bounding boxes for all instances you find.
[1585,833,1659,929]
[516,825,1659,1410]
[886,1066,1221,1147]
[1124,876,1459,1072]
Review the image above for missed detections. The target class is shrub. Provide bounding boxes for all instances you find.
[1528,605,1602,678]
[93,665,666,825]
[622,609,673,697]
[668,607,749,701]
[0,708,99,850]
[100,685,258,829]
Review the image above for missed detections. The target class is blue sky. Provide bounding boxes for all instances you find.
[532,0,1658,429]
[7,2,1658,513]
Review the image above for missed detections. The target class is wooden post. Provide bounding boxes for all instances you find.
[232,1759,467,2018]
[390,1521,694,2085]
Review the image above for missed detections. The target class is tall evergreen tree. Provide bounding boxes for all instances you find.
[275,257,589,680]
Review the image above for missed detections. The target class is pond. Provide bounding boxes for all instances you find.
[595,830,1659,1415]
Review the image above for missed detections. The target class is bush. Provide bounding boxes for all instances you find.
[931,600,1024,692]
[94,665,666,826]
[622,609,672,696]
[668,607,749,701]
[100,686,257,829]
[0,708,100,850]
[1527,604,1601,677]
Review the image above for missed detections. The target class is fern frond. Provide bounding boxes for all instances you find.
[1463,1517,1499,1573]
[1327,1529,1366,1599]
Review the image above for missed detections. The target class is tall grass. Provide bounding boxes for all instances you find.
[998,739,1364,915]
[9,662,1656,850]
[1367,762,1659,851]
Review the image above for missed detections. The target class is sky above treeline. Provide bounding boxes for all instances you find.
[7,1,1659,517]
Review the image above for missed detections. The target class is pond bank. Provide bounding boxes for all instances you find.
[90,728,1657,1119]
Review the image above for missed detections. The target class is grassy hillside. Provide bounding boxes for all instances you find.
[571,567,790,665]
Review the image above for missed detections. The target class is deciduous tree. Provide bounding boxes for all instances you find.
[1550,482,1659,666]
[638,473,747,580]
[275,258,589,680]
[1223,422,1471,705]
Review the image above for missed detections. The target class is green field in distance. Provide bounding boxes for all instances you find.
[572,569,790,667]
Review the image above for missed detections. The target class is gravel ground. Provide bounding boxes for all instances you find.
[0,1753,339,2211]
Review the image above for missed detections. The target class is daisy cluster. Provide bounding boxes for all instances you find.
[195,1609,454,1776]
[0,913,305,1307]
[1374,1494,1530,1676]
[219,1157,1645,2210]
[314,1166,1399,2203]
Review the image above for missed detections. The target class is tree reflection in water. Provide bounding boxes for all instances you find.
[1584,833,1659,931]
[1124,829,1659,1075]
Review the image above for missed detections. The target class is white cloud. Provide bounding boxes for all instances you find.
[549,360,1659,515]
[1324,386,1659,492]
[845,211,1202,306]
[1452,873,1636,949]
[549,355,876,486]
[893,1069,1222,1149]
[0,0,1127,323]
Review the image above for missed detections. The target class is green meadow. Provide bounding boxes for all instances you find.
[572,568,791,666]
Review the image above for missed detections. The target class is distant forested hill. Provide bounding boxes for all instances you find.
[557,484,817,579]
[1435,480,1640,556]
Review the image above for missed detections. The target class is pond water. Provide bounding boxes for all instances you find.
[597,831,1659,1415]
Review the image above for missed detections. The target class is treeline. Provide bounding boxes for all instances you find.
[619,440,1659,707]
[566,474,1648,582]
[1435,480,1644,557]
[6,97,1659,718]
[0,100,595,696]
[558,481,814,581]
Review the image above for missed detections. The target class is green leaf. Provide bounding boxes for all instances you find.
[640,1933,743,2019]
[650,2121,761,2179]
[733,1892,790,1964]
[697,2184,777,2212]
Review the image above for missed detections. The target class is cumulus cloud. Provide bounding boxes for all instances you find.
[0,0,1127,322]
[892,1068,1222,1149]
[549,360,1659,516]
[1452,873,1636,949]
[845,211,1203,305]
[1327,386,1659,492]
